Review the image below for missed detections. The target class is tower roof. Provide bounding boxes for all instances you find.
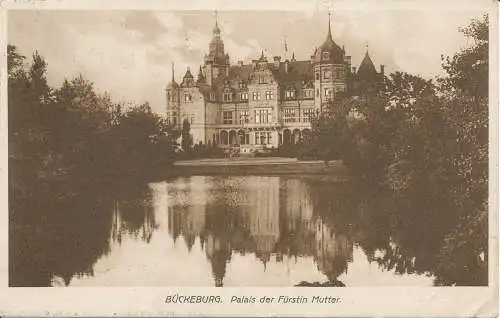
[183,67,194,79]
[313,13,344,64]
[167,63,179,89]
[213,21,221,35]
[259,50,267,62]
[213,11,221,35]
[181,67,195,87]
[197,66,206,84]
[357,51,377,78]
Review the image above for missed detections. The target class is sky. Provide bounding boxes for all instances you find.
[8,9,487,115]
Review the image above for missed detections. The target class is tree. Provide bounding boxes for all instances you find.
[181,118,192,153]
[433,15,489,285]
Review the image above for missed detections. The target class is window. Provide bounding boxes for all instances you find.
[284,109,297,122]
[324,88,333,97]
[252,92,261,101]
[255,131,272,145]
[338,69,345,78]
[210,92,215,100]
[322,52,329,60]
[184,93,192,102]
[239,110,249,124]
[259,76,267,84]
[239,131,250,144]
[323,70,331,79]
[303,109,315,122]
[223,111,233,124]
[223,93,232,102]
[171,112,178,125]
[265,91,273,100]
[316,89,319,97]
[315,72,320,80]
[255,109,271,124]
[303,90,313,98]
[241,92,248,100]
[239,81,246,89]
[285,90,295,99]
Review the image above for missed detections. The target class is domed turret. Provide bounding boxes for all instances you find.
[312,13,344,64]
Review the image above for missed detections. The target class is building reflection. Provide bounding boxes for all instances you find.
[166,176,354,286]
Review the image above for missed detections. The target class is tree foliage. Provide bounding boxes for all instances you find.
[8,45,178,218]
[299,14,489,285]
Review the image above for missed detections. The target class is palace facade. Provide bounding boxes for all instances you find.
[165,15,384,153]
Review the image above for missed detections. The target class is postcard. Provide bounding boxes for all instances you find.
[0,0,498,316]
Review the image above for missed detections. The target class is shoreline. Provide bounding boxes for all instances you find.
[169,158,351,179]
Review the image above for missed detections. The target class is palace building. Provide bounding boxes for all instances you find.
[165,14,384,153]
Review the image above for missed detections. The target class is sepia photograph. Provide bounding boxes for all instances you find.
[5,2,496,298]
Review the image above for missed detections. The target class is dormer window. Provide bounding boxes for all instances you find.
[241,92,248,100]
[223,92,232,102]
[184,93,192,102]
[285,89,295,99]
[322,52,330,60]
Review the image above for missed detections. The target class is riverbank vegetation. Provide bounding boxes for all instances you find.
[8,45,179,286]
[297,15,489,285]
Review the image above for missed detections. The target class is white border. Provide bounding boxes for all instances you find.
[0,0,498,317]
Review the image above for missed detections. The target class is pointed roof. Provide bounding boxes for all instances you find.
[357,51,377,78]
[213,11,221,35]
[197,66,205,83]
[313,13,344,64]
[167,63,179,89]
[183,67,194,79]
[259,50,266,61]
[213,21,221,35]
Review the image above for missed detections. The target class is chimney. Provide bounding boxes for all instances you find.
[238,60,244,66]
[285,60,289,73]
[380,65,385,75]
[352,66,357,73]
[273,56,281,68]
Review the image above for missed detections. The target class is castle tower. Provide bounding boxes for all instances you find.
[311,13,350,111]
[203,12,230,86]
[354,44,384,95]
[166,63,180,126]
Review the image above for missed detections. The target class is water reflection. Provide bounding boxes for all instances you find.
[11,175,440,287]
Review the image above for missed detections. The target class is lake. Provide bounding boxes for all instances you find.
[14,175,435,287]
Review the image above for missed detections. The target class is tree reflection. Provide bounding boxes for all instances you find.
[165,175,486,286]
[10,181,159,287]
[111,184,158,244]
[9,185,114,286]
